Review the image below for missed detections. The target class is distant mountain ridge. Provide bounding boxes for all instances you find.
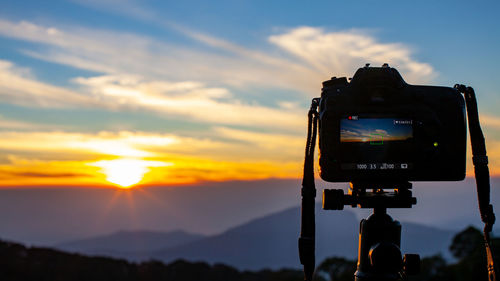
[148,205,357,270]
[56,230,204,257]
[55,205,455,270]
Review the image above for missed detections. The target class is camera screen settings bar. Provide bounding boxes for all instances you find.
[340,163,412,170]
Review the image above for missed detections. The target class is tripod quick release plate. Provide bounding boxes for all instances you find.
[323,182,416,210]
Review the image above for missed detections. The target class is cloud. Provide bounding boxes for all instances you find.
[0,19,305,91]
[0,131,178,160]
[0,19,434,95]
[9,171,87,178]
[0,60,97,108]
[268,27,435,84]
[481,114,500,129]
[73,75,304,130]
[0,129,304,163]
[0,116,64,130]
[0,59,304,130]
[0,157,101,186]
[211,127,304,161]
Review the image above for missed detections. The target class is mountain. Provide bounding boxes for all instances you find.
[145,205,357,270]
[56,230,205,258]
[401,222,455,258]
[52,205,455,270]
[147,205,454,270]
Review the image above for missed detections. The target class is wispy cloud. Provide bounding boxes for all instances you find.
[0,131,177,160]
[0,60,97,108]
[481,114,500,129]
[0,128,304,163]
[0,19,435,93]
[73,75,304,129]
[0,58,304,130]
[212,127,304,161]
[0,116,63,130]
[268,27,435,84]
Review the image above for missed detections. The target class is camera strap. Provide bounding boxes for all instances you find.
[455,84,498,281]
[299,98,320,281]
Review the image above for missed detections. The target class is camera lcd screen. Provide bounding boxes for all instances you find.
[339,117,414,170]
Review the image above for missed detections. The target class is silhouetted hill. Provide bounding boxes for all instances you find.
[56,230,204,257]
[0,239,307,281]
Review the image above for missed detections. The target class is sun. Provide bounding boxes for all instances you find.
[92,159,170,188]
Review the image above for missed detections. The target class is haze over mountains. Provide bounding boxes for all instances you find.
[0,177,497,246]
[55,205,454,270]
[57,230,204,257]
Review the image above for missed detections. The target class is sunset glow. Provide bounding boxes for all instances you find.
[92,159,172,188]
[0,130,304,187]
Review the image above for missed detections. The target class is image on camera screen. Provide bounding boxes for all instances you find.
[339,117,414,170]
[341,117,413,143]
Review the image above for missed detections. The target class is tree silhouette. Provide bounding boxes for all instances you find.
[449,226,484,259]
[317,257,356,281]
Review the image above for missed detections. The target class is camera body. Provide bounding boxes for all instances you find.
[318,65,466,182]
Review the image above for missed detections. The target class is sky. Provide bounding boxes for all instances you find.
[0,0,499,188]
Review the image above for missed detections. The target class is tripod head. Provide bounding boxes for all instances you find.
[323,182,419,281]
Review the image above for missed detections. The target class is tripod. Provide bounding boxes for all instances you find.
[323,182,420,281]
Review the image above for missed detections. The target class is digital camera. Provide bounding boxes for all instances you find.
[318,64,466,182]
